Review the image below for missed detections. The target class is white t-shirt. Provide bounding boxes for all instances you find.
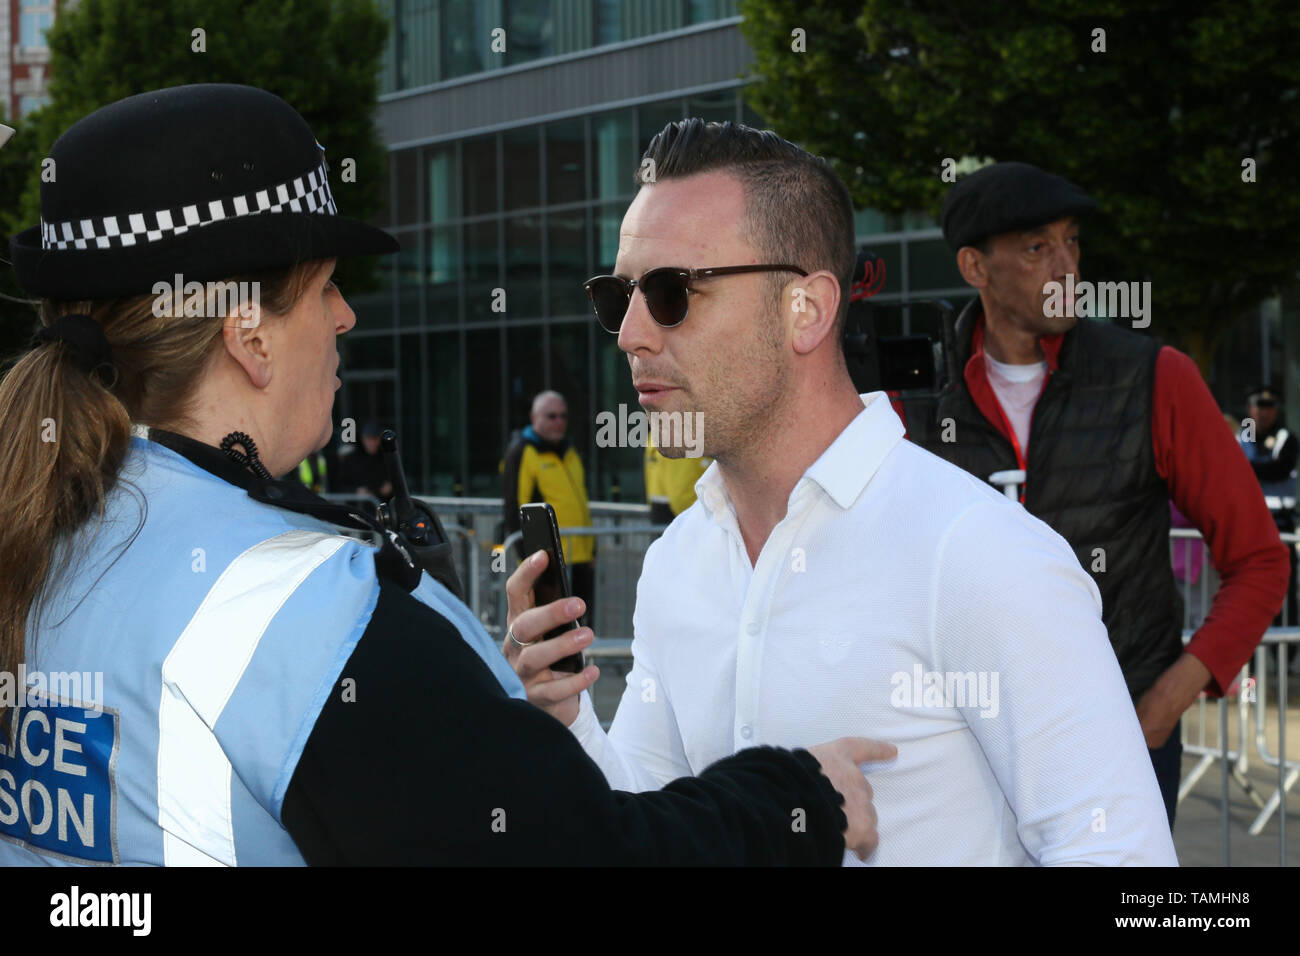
[983,352,1048,455]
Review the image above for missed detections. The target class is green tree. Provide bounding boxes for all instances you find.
[0,0,390,353]
[739,0,1300,374]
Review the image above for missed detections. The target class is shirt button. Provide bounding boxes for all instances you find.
[745,621,758,636]
[740,725,752,739]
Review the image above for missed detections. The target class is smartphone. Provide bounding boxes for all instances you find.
[519,503,585,673]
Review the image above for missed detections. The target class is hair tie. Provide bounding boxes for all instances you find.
[33,313,115,382]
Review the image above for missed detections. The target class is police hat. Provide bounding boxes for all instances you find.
[1247,385,1281,407]
[941,161,1098,253]
[10,84,398,300]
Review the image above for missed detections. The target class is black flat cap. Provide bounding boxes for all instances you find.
[941,161,1098,253]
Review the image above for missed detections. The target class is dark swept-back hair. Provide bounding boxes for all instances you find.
[635,119,857,335]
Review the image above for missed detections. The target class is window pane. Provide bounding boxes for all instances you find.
[465,329,504,495]
[505,215,544,319]
[427,145,461,222]
[545,119,585,205]
[20,12,52,47]
[548,208,589,319]
[552,0,594,54]
[377,0,399,93]
[550,322,593,466]
[503,127,541,211]
[903,210,939,231]
[592,111,635,201]
[397,331,428,486]
[465,219,500,322]
[462,136,499,216]
[907,238,964,293]
[506,325,546,430]
[623,0,686,40]
[18,96,49,118]
[686,90,737,125]
[854,208,891,237]
[349,292,392,337]
[401,0,440,87]
[397,233,422,326]
[342,332,395,373]
[638,100,684,153]
[504,0,552,66]
[426,225,461,324]
[595,0,621,44]
[595,202,625,273]
[427,331,465,493]
[690,0,738,23]
[593,331,642,499]
[371,152,395,228]
[442,0,493,80]
[394,149,420,226]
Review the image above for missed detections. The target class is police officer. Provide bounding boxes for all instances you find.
[0,84,885,866]
[1241,385,1298,630]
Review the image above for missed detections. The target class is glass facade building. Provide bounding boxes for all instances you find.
[377,0,740,93]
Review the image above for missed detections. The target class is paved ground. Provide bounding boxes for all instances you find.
[1172,697,1299,866]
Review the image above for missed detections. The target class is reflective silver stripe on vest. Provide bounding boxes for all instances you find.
[157,530,347,866]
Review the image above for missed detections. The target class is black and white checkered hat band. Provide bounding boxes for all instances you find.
[40,161,338,251]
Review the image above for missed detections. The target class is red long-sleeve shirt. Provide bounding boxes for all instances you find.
[903,318,1290,698]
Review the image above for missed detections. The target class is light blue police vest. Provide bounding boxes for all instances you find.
[0,433,525,866]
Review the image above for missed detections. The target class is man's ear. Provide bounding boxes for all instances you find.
[956,246,990,289]
[221,302,272,389]
[788,270,840,356]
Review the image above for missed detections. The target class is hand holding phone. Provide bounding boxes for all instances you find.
[518,503,585,673]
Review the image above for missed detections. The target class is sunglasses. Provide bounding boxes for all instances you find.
[583,264,808,333]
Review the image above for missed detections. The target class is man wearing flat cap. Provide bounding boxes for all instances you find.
[902,160,1290,827]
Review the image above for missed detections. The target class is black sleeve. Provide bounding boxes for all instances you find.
[501,439,525,559]
[1253,430,1299,483]
[281,577,848,866]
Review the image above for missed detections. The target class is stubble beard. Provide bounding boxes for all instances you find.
[701,308,793,467]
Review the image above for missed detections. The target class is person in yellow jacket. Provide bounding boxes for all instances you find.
[502,391,595,623]
[645,437,712,525]
[296,451,328,494]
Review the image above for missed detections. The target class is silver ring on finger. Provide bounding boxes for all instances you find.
[508,627,536,649]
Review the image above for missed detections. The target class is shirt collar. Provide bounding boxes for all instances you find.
[803,392,906,509]
[694,392,905,520]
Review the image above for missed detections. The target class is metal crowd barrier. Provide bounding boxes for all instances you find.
[318,494,661,644]
[1171,527,1296,865]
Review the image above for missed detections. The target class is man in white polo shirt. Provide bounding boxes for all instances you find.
[502,119,1177,865]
